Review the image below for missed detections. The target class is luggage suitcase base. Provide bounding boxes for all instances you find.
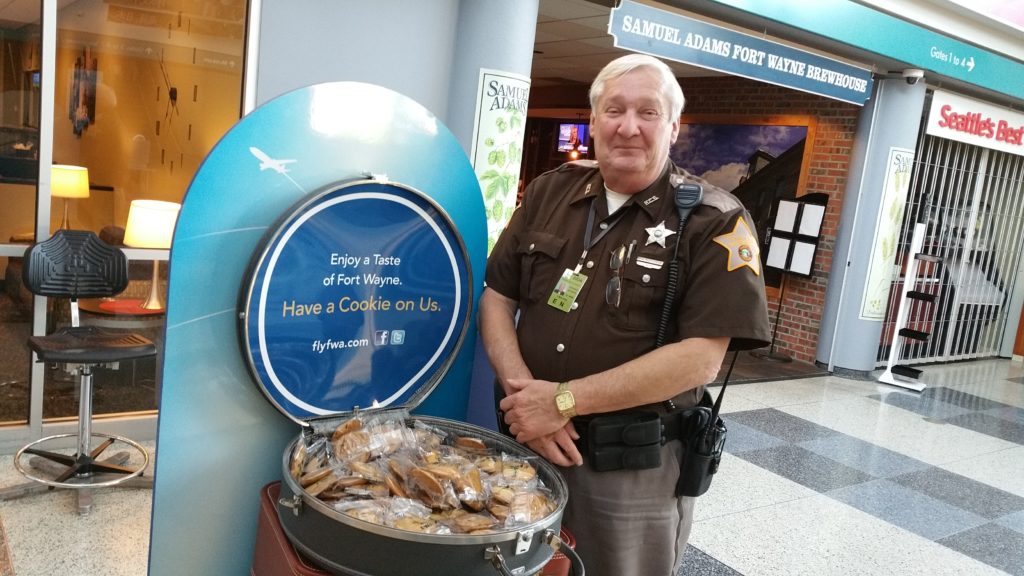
[252,482,330,576]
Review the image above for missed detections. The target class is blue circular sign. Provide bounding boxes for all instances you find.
[241,179,472,421]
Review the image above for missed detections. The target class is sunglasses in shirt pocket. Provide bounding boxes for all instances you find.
[608,251,670,332]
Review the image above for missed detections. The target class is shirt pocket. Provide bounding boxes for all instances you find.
[610,259,670,332]
[516,232,567,304]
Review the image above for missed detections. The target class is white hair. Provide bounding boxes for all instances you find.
[589,54,685,118]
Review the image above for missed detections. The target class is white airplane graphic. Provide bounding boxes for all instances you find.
[249,147,297,174]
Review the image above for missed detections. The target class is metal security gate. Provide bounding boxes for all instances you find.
[878,133,1024,366]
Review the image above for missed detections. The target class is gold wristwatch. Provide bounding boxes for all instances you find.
[554,381,577,419]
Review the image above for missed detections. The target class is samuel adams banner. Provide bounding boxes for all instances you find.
[609,0,874,105]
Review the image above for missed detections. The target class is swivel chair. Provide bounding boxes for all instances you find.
[0,230,156,515]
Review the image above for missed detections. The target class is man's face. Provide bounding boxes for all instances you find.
[590,68,679,193]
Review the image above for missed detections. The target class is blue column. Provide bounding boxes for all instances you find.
[444,0,539,429]
[445,0,539,152]
[817,77,927,374]
[254,0,462,116]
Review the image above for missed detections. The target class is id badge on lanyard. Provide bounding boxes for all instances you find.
[547,195,625,313]
[547,268,587,312]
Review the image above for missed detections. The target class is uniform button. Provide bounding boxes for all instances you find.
[556,343,565,352]
[599,222,608,230]
[529,243,536,251]
[642,273,651,283]
[570,302,579,310]
[586,260,594,269]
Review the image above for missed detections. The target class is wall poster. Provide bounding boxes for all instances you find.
[860,147,915,320]
[671,115,815,287]
[469,68,530,254]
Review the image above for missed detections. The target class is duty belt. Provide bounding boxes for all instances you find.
[575,409,691,472]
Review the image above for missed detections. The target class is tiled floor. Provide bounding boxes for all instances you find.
[0,442,154,576]
[686,358,1024,576]
[0,359,1021,575]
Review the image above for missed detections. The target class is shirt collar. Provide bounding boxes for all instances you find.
[570,162,674,218]
[630,164,674,219]
[569,170,604,206]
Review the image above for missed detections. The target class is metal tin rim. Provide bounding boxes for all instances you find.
[279,415,567,545]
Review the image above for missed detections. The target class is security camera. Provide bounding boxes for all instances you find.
[902,69,925,85]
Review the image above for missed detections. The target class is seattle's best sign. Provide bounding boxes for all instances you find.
[927,90,1024,156]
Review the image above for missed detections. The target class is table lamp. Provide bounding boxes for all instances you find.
[124,199,181,310]
[51,165,90,229]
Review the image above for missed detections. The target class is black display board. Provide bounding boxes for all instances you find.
[752,197,828,362]
[765,199,825,276]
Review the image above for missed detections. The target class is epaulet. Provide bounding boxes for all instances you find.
[669,172,741,213]
[556,159,599,172]
[700,188,742,213]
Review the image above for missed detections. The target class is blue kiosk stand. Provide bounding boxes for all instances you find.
[148,83,487,576]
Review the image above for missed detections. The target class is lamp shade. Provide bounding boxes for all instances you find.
[51,165,90,199]
[124,199,181,249]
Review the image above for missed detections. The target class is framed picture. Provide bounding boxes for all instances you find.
[670,114,817,286]
[69,47,97,136]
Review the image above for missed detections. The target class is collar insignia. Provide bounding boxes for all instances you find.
[643,196,659,206]
[713,215,761,275]
[645,221,675,247]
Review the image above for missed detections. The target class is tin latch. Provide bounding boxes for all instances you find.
[544,528,561,552]
[484,547,526,576]
[278,494,303,516]
[514,529,534,555]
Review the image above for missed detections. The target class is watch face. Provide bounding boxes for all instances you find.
[556,392,573,410]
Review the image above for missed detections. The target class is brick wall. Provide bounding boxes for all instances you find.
[681,77,861,362]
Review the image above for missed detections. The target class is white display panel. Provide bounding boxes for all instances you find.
[766,237,791,270]
[774,200,799,233]
[790,241,817,275]
[798,204,825,237]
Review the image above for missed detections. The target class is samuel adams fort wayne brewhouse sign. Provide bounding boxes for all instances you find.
[609,0,873,106]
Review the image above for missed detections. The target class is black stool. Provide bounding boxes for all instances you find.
[0,230,156,515]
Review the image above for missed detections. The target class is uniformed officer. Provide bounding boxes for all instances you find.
[480,54,771,576]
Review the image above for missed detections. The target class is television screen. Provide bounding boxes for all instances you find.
[557,122,589,154]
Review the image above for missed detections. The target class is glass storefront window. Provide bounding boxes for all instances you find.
[0,1,246,426]
[0,3,41,427]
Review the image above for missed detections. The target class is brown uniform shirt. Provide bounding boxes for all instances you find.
[486,160,771,576]
[486,160,771,410]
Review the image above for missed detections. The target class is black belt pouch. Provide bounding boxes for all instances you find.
[675,391,727,497]
[586,412,663,472]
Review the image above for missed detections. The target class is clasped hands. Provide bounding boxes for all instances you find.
[499,378,583,467]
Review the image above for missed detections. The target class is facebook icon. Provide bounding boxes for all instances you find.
[374,331,389,345]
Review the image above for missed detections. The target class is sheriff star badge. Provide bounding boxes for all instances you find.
[713,215,761,275]
[644,221,675,247]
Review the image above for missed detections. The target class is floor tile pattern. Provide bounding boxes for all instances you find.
[685,359,1024,576]
[1,360,1022,575]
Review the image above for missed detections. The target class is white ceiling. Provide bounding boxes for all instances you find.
[532,0,718,89]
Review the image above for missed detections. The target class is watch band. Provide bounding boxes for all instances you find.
[556,381,577,418]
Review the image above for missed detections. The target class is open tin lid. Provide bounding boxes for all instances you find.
[239,178,473,424]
